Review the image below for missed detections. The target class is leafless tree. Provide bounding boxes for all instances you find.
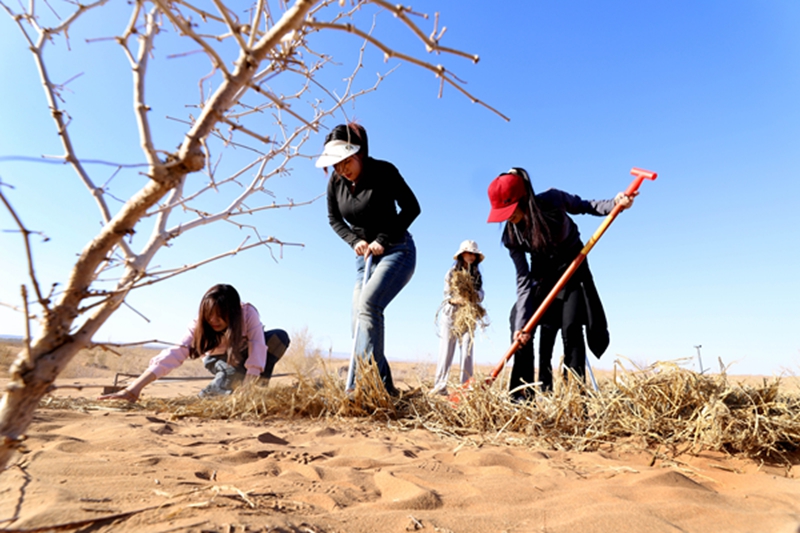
[0,0,504,469]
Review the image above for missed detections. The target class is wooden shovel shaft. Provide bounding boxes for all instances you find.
[346,253,373,389]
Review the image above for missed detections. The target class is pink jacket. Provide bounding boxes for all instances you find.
[145,303,267,378]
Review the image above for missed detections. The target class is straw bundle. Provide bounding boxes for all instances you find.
[445,269,488,338]
[38,357,800,466]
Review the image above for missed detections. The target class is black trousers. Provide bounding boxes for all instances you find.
[534,288,587,392]
[509,268,589,398]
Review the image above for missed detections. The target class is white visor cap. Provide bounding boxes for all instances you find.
[315,140,361,168]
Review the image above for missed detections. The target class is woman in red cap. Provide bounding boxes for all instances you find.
[98,284,290,402]
[487,168,634,399]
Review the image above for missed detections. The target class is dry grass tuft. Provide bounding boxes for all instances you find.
[16,335,800,466]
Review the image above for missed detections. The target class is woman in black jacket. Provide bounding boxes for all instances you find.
[317,123,421,395]
[487,168,634,399]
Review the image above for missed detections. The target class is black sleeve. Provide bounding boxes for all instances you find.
[556,189,615,216]
[327,177,360,248]
[509,245,537,332]
[375,166,420,247]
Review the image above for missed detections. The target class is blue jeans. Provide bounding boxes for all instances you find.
[199,329,291,397]
[348,232,416,392]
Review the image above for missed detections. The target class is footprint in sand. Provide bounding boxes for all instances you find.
[52,437,92,454]
[372,470,442,511]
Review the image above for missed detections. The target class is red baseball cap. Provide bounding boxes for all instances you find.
[487,173,526,223]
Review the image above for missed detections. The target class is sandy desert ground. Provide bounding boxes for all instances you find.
[2,341,800,533]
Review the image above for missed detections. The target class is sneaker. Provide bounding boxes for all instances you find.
[198,383,233,398]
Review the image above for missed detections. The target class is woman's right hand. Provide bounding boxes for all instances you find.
[367,241,384,256]
[354,240,370,256]
[97,388,139,402]
[514,330,531,346]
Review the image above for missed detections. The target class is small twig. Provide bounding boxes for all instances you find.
[21,285,33,368]
[0,187,48,309]
[121,300,151,323]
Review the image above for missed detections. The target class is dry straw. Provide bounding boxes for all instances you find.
[36,355,800,466]
[439,269,488,340]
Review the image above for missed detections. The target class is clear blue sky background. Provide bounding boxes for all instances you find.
[1,1,798,378]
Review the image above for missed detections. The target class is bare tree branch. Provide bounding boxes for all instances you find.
[370,0,478,62]
[0,186,48,310]
[211,0,249,51]
[308,20,510,121]
[150,0,231,77]
[132,236,304,289]
[0,0,137,259]
[123,6,161,167]
[21,286,34,369]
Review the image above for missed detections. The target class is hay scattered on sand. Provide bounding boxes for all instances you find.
[40,358,800,466]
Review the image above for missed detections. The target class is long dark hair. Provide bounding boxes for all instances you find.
[325,122,368,157]
[191,284,244,366]
[454,255,483,293]
[504,168,551,252]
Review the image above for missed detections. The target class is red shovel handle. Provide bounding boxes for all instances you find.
[625,167,658,197]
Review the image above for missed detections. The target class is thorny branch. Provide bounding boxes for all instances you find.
[132,236,305,289]
[0,184,48,311]
[0,0,137,260]
[308,20,510,121]
[118,5,161,167]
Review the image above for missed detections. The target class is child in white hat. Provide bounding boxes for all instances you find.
[431,240,486,395]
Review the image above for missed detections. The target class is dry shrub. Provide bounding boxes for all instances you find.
[34,350,800,466]
[279,326,326,379]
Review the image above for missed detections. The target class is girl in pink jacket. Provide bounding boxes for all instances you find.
[99,284,289,401]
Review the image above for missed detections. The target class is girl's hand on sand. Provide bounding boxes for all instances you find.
[97,388,139,402]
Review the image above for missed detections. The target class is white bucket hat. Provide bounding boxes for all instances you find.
[315,139,361,168]
[453,240,484,263]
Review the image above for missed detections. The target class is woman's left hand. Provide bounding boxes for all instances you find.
[614,190,638,210]
[98,387,139,402]
[368,241,385,256]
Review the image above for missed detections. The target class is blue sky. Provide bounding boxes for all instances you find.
[1,1,799,378]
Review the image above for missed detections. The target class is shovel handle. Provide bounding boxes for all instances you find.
[625,168,658,197]
[345,252,373,391]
